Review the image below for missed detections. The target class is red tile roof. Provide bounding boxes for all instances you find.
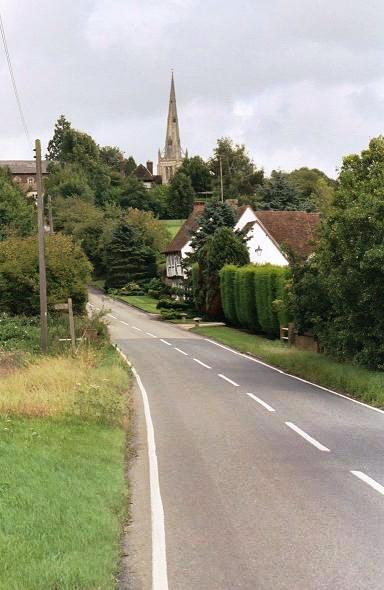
[255,211,320,259]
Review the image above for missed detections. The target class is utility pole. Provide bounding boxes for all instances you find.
[219,156,224,203]
[35,139,48,353]
[48,194,54,235]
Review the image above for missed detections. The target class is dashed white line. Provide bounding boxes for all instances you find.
[285,422,330,452]
[246,393,276,412]
[193,358,212,369]
[108,314,117,320]
[132,326,143,332]
[120,320,130,326]
[160,339,172,346]
[351,471,384,497]
[174,347,188,356]
[218,374,240,387]
[146,332,157,338]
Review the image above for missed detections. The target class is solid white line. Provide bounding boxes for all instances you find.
[115,347,169,589]
[204,338,384,416]
[351,471,384,497]
[146,332,157,338]
[246,393,276,412]
[132,326,143,332]
[218,374,239,387]
[174,347,188,356]
[285,422,330,452]
[193,358,212,369]
[160,339,172,346]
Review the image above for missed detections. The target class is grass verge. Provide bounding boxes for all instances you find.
[0,326,131,589]
[160,218,184,238]
[117,294,159,314]
[193,326,384,409]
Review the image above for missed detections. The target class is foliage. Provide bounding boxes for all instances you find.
[167,171,195,218]
[256,170,303,211]
[147,184,171,218]
[286,167,336,212]
[290,136,384,368]
[104,222,156,290]
[157,298,188,311]
[100,145,124,171]
[122,208,170,251]
[189,201,236,256]
[0,234,92,316]
[46,114,71,161]
[220,264,290,337]
[124,156,137,176]
[178,156,212,195]
[118,176,149,210]
[209,137,264,199]
[0,167,35,239]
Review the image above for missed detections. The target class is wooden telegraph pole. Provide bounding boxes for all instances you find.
[35,139,48,353]
[48,194,54,235]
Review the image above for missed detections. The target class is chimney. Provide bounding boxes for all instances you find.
[146,161,153,175]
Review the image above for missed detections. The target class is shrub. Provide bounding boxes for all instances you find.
[157,298,187,311]
[159,309,182,321]
[235,265,260,332]
[220,265,239,326]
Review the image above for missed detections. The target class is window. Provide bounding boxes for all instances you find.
[27,177,34,185]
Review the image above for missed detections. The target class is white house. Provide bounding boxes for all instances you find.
[163,204,320,286]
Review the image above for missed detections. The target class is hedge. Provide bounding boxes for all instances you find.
[220,265,239,325]
[220,264,291,337]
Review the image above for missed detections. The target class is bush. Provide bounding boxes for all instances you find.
[157,298,188,311]
[220,265,239,326]
[220,264,291,337]
[159,309,183,321]
[118,282,145,296]
[0,234,92,315]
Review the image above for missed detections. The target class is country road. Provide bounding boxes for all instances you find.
[88,289,384,590]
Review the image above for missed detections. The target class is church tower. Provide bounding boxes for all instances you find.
[157,72,185,184]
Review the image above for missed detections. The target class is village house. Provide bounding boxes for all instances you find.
[164,203,320,287]
[0,160,49,196]
[133,161,162,189]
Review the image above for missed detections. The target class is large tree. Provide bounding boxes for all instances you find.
[46,115,71,161]
[209,137,264,199]
[178,156,212,195]
[291,136,384,368]
[257,170,302,210]
[104,222,157,290]
[0,167,35,239]
[189,201,236,256]
[167,171,195,218]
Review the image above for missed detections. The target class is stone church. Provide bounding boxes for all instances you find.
[157,73,186,184]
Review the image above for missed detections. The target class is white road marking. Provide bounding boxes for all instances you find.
[351,471,384,497]
[120,320,130,326]
[160,339,172,346]
[115,347,169,590]
[218,374,240,387]
[108,314,117,320]
[146,332,157,338]
[132,326,143,332]
[246,393,275,412]
[205,338,384,416]
[193,358,212,369]
[174,347,188,356]
[285,422,330,452]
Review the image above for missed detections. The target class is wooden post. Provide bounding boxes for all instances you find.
[68,298,76,354]
[35,139,48,353]
[48,194,54,235]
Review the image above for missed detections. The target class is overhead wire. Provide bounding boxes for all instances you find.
[0,10,32,150]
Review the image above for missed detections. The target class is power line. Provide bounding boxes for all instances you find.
[0,11,31,149]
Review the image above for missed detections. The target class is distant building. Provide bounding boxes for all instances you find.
[157,73,186,184]
[133,161,162,189]
[0,160,48,196]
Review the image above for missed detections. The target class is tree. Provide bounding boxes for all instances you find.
[45,164,95,202]
[0,234,92,315]
[147,184,170,218]
[123,208,170,251]
[104,222,157,290]
[257,170,302,210]
[0,167,35,239]
[100,146,124,172]
[46,115,71,161]
[118,176,149,210]
[167,171,195,218]
[286,167,336,212]
[124,156,137,176]
[189,201,236,256]
[209,137,263,199]
[290,136,384,368]
[178,156,212,195]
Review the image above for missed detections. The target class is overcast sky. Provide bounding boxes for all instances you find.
[1,0,384,177]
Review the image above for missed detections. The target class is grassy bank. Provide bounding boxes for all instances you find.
[0,316,131,589]
[161,218,184,238]
[194,326,384,408]
[117,294,159,314]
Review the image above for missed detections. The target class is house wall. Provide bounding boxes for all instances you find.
[234,206,257,231]
[247,222,289,266]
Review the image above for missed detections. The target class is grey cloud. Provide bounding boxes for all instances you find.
[1,0,384,175]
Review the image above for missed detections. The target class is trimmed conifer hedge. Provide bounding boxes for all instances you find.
[220,264,290,337]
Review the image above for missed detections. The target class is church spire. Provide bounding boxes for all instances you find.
[163,71,182,160]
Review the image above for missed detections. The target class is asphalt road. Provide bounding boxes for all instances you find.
[88,290,384,590]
